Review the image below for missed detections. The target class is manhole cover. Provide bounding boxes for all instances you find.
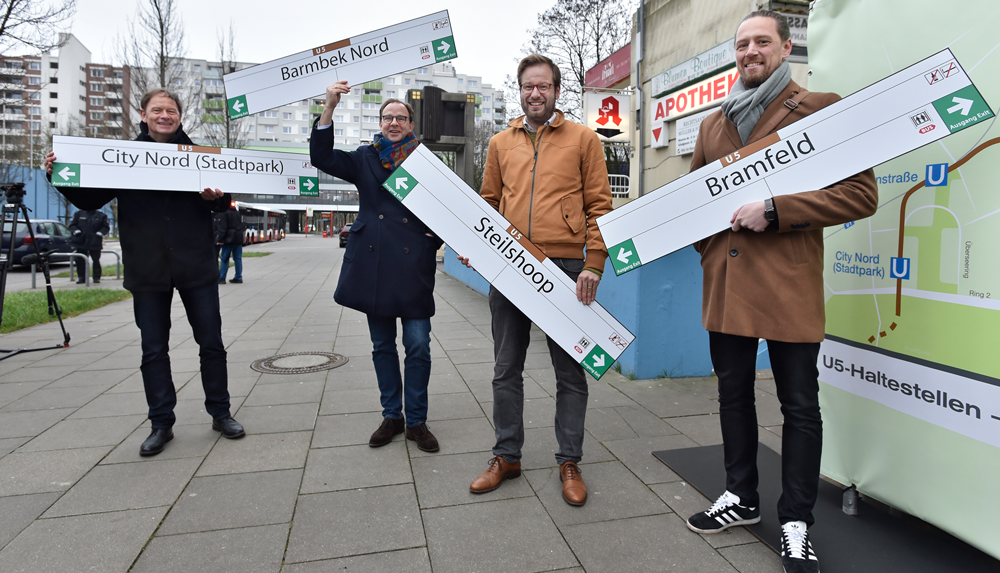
[250,352,348,374]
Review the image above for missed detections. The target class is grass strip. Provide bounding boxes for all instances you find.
[1,289,132,333]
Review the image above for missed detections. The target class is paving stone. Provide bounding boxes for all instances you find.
[241,380,324,406]
[232,403,318,434]
[760,426,783,455]
[172,396,246,427]
[43,368,132,388]
[101,425,220,464]
[412,450,535,509]
[423,497,577,573]
[665,413,725,446]
[0,408,74,439]
[196,431,311,476]
[426,391,486,421]
[718,542,785,573]
[43,457,201,518]
[616,404,682,438]
[407,417,495,458]
[610,377,720,418]
[18,415,144,452]
[131,523,287,573]
[66,391,148,419]
[312,412,382,448]
[323,369,379,391]
[0,382,46,409]
[318,387,382,415]
[281,548,431,573]
[602,435,699,485]
[446,348,496,365]
[649,481,761,549]
[285,484,424,563]
[0,364,77,384]
[0,506,167,573]
[563,513,738,573]
[0,437,28,457]
[525,460,669,526]
[426,371,471,395]
[0,384,108,412]
[0,492,60,550]
[519,428,616,470]
[584,406,639,442]
[176,376,256,400]
[301,441,411,493]
[436,336,493,351]
[158,469,302,535]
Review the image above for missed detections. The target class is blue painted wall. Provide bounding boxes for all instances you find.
[443,244,490,297]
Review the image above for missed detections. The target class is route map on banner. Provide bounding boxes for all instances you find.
[597,49,993,276]
[383,146,634,379]
[223,11,456,118]
[50,136,318,196]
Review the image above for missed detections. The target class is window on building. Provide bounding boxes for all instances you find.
[173,64,184,71]
[484,96,491,103]
[170,78,182,86]
[4,61,22,69]
[6,92,21,100]
[334,114,345,122]
[30,121,40,130]
[113,70,123,78]
[50,62,58,69]
[334,128,344,136]
[301,127,309,134]
[458,79,463,85]
[28,91,39,101]
[283,112,292,120]
[353,115,360,123]
[353,88,361,95]
[363,115,378,123]
[352,129,359,136]
[404,78,411,85]
[209,66,221,73]
[90,97,104,106]
[49,121,56,128]
[90,82,103,91]
[416,80,430,87]
[469,80,478,87]
[49,76,57,83]
[301,113,310,120]
[282,126,292,134]
[261,110,278,118]
[28,76,41,85]
[29,61,41,70]
[366,130,378,138]
[387,77,396,84]
[90,111,103,120]
[386,90,395,97]
[264,125,274,133]
[49,92,57,98]
[49,107,57,113]
[194,79,201,87]
[194,65,201,72]
[29,106,40,115]
[418,68,427,75]
[90,68,105,77]
[352,101,360,108]
[247,124,255,132]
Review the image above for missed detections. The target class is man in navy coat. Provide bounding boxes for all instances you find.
[311,81,442,453]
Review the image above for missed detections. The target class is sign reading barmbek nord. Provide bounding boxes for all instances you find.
[382,146,634,379]
[223,11,456,118]
[50,136,318,196]
[599,49,992,276]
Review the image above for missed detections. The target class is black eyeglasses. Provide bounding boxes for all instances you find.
[381,115,410,124]
[520,83,554,94]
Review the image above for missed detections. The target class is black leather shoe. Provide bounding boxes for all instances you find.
[405,423,440,452]
[212,416,245,439]
[369,417,405,447]
[140,428,173,456]
[229,278,242,284]
[76,280,86,284]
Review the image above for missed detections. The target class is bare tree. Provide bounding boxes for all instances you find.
[202,22,249,149]
[0,0,75,54]
[473,119,499,190]
[521,0,634,121]
[112,0,202,140]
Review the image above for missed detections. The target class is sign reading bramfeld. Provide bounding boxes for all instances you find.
[49,136,318,196]
[383,146,634,380]
[598,49,992,276]
[223,12,456,118]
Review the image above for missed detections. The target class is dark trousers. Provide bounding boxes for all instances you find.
[75,248,101,280]
[366,316,432,427]
[709,331,822,526]
[489,258,588,465]
[132,282,232,428]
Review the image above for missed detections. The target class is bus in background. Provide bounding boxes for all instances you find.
[236,202,287,245]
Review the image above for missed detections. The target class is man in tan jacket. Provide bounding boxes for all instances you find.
[460,54,613,506]
[683,12,877,573]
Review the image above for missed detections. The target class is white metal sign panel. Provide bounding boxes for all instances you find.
[384,146,634,379]
[223,11,456,118]
[600,49,992,276]
[50,136,318,196]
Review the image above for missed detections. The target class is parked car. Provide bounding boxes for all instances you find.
[339,223,352,248]
[1,218,75,266]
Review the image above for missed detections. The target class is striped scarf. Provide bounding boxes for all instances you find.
[372,133,419,171]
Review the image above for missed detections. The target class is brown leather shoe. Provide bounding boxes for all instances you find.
[560,462,587,506]
[469,456,521,493]
[369,417,405,448]
[405,423,440,452]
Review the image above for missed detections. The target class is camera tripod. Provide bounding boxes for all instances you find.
[0,182,71,361]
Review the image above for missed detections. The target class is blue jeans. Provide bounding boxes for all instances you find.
[132,282,232,428]
[366,316,432,427]
[489,258,588,465]
[219,244,242,281]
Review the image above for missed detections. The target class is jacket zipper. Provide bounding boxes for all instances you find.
[527,126,545,241]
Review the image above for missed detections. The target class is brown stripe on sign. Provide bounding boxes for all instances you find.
[507,224,546,262]
[178,144,221,154]
[719,132,781,167]
[314,39,350,56]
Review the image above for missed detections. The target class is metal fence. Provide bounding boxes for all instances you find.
[609,174,630,198]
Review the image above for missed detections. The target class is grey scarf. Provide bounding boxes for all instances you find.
[720,61,792,144]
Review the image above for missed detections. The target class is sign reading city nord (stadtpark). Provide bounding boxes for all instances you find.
[223,11,456,118]
[599,48,992,276]
[50,136,318,196]
[382,146,634,379]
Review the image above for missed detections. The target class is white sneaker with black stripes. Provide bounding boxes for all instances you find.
[686,490,761,534]
[780,520,820,573]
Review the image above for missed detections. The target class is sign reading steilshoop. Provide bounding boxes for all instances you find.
[599,48,992,276]
[223,11,457,118]
[383,146,634,379]
[50,136,318,196]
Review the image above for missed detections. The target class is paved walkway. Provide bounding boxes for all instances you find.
[0,235,786,572]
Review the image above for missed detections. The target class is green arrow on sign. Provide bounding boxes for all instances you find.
[299,176,319,197]
[609,238,642,275]
[383,166,417,201]
[433,36,457,63]
[581,344,611,379]
[932,84,993,133]
[228,95,249,119]
[51,163,81,187]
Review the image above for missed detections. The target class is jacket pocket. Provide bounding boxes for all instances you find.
[790,232,809,265]
[344,218,366,263]
[560,195,585,235]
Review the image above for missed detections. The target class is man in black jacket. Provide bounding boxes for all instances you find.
[68,208,110,284]
[217,203,243,284]
[44,89,245,456]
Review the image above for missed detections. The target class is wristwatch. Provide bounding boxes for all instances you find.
[763,198,777,222]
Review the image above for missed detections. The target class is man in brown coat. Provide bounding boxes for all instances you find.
[683,12,877,573]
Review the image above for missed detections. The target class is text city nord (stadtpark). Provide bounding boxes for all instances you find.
[101,149,286,175]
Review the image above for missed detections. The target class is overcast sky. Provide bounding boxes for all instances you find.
[64,0,554,92]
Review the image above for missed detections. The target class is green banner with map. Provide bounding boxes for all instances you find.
[810,0,1000,559]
